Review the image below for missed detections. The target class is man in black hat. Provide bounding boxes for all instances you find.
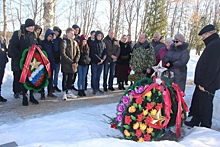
[8,18,39,106]
[185,24,220,128]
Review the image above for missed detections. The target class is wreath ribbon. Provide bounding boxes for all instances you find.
[19,45,51,83]
[172,83,188,138]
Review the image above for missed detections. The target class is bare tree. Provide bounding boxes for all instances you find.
[134,0,142,41]
[43,0,56,32]
[3,0,7,39]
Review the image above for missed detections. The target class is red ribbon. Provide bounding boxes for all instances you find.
[172,83,188,138]
[20,45,51,83]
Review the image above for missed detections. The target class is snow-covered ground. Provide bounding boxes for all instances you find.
[0,50,220,146]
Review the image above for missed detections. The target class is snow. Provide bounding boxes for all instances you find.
[0,49,220,146]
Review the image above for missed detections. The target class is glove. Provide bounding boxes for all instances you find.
[165,61,173,68]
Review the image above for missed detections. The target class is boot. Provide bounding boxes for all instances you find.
[82,90,86,96]
[121,80,125,90]
[22,93,28,106]
[54,86,61,92]
[48,91,57,98]
[41,91,46,100]
[30,91,39,104]
[78,90,83,97]
[0,95,7,102]
[118,82,122,90]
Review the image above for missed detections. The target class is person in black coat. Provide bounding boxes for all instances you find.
[0,36,8,102]
[89,31,106,94]
[164,34,190,92]
[8,18,39,106]
[41,29,57,99]
[185,25,220,128]
[115,35,132,90]
[52,26,62,92]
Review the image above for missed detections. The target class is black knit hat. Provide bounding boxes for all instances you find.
[25,19,35,27]
[198,24,216,35]
[72,24,81,34]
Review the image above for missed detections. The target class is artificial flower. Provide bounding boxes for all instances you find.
[144,116,152,124]
[136,97,143,105]
[136,86,144,93]
[128,106,136,113]
[111,123,117,129]
[137,114,143,122]
[146,102,154,110]
[155,103,163,110]
[116,114,123,122]
[124,116,132,125]
[124,129,131,137]
[122,96,130,106]
[133,122,140,130]
[143,109,148,116]
[144,134,151,141]
[150,109,157,116]
[138,137,144,142]
[129,90,136,96]
[146,127,153,134]
[140,123,147,131]
[117,104,125,112]
[145,91,152,98]
[135,129,142,138]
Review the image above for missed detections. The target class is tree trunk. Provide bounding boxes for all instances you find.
[115,0,122,37]
[3,0,7,39]
[43,0,56,32]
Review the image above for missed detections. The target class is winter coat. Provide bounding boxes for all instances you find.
[133,40,151,50]
[89,40,107,64]
[151,39,166,57]
[194,33,220,91]
[53,26,63,64]
[60,36,80,73]
[0,40,8,69]
[156,46,169,67]
[8,26,37,71]
[78,46,91,66]
[103,35,120,63]
[163,42,190,92]
[117,41,132,65]
[42,29,56,70]
[87,37,94,49]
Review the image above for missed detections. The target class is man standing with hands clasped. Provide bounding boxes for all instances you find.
[185,24,220,128]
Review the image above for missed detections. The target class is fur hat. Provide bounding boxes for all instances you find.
[198,24,216,35]
[174,33,185,42]
[25,19,35,27]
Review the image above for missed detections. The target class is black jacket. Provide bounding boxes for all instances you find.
[0,41,8,69]
[89,40,106,64]
[117,41,132,65]
[78,46,91,66]
[194,33,220,91]
[8,27,37,71]
[53,26,62,64]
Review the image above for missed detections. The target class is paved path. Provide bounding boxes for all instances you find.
[0,89,124,125]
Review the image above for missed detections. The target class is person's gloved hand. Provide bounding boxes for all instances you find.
[165,61,173,68]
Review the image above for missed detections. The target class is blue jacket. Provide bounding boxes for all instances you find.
[42,29,55,70]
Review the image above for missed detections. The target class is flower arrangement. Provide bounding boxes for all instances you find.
[114,78,188,142]
[19,45,51,92]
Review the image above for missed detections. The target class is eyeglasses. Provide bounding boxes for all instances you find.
[173,40,179,43]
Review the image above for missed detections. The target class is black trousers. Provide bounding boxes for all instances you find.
[0,68,5,95]
[72,72,77,85]
[41,70,53,93]
[62,72,73,91]
[189,87,215,128]
[13,71,22,94]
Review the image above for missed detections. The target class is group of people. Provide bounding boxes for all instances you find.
[0,18,220,129]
